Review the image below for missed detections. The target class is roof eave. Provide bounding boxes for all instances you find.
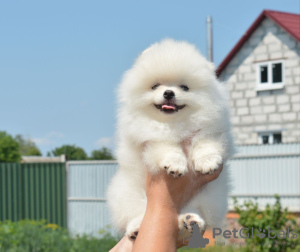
[216,10,300,78]
[216,10,267,77]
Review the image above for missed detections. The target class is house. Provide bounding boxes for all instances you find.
[217,10,300,145]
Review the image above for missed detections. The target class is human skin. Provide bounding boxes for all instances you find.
[110,163,223,252]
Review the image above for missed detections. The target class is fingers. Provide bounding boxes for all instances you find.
[146,163,223,185]
[145,163,223,196]
[199,163,223,184]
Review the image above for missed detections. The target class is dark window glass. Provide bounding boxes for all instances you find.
[272,63,282,83]
[273,133,282,144]
[260,65,268,83]
[262,135,269,144]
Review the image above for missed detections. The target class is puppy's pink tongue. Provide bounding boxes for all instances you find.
[162,104,176,110]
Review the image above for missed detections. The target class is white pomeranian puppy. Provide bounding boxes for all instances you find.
[107,39,234,240]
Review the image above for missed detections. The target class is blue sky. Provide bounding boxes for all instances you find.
[0,0,299,156]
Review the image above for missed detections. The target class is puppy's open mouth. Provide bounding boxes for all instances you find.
[154,103,185,114]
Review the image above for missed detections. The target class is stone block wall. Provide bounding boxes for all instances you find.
[219,17,300,145]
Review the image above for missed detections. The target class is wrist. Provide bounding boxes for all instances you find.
[147,197,180,214]
[145,203,179,234]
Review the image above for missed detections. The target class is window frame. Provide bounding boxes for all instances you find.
[256,60,285,91]
[258,131,282,145]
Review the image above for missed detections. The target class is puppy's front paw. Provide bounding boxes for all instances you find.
[193,154,222,174]
[178,213,205,233]
[160,153,188,177]
[126,216,143,240]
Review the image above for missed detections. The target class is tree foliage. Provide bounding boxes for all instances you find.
[51,145,87,160]
[234,195,300,252]
[0,131,21,162]
[15,134,42,156]
[0,131,115,162]
[90,147,114,160]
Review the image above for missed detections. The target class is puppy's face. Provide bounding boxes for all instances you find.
[119,40,216,121]
[150,82,189,115]
[125,72,214,122]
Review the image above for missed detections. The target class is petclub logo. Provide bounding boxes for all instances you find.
[179,226,298,250]
[179,227,210,250]
[213,227,299,239]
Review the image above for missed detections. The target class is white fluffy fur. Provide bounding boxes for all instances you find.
[107,39,234,239]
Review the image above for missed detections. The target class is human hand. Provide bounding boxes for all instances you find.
[145,163,223,213]
[113,135,224,252]
[145,163,222,249]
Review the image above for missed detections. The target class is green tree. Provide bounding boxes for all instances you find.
[90,147,114,160]
[15,135,42,156]
[0,131,21,162]
[51,145,87,160]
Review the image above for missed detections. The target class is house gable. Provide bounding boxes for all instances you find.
[218,15,300,145]
[217,10,300,77]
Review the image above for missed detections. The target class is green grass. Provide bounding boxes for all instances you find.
[178,246,241,251]
[0,220,118,252]
[1,219,298,252]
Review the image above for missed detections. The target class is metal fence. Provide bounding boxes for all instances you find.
[228,143,300,212]
[66,161,119,237]
[2,143,298,237]
[66,143,300,237]
[0,162,67,228]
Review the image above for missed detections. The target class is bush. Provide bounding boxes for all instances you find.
[234,195,300,252]
[0,220,118,252]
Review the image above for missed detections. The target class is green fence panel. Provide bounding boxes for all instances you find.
[0,163,21,222]
[0,162,66,228]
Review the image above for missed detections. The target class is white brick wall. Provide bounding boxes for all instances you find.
[278,104,290,112]
[250,107,261,114]
[269,114,281,122]
[263,105,276,113]
[231,91,243,99]
[255,115,267,123]
[291,94,300,103]
[237,107,249,115]
[292,103,300,112]
[245,90,256,98]
[241,116,253,124]
[276,95,289,104]
[219,17,300,144]
[282,113,297,121]
[262,96,275,104]
[286,86,300,94]
[236,99,247,106]
[249,97,261,106]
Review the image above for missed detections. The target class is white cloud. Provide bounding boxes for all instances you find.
[32,131,64,146]
[94,137,112,148]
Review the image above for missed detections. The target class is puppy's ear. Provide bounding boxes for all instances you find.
[141,48,151,56]
[206,61,216,73]
[135,47,151,63]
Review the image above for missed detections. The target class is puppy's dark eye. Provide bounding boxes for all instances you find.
[152,83,160,90]
[180,85,189,91]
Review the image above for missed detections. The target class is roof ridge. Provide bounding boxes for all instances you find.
[265,9,300,16]
[217,9,300,77]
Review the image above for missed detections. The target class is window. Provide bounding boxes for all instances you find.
[256,61,284,91]
[258,132,282,144]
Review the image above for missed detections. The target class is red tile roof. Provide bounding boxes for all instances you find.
[216,10,300,77]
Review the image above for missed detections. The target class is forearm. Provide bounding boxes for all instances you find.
[132,203,179,252]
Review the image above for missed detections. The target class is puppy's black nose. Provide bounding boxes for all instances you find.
[163,90,175,100]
